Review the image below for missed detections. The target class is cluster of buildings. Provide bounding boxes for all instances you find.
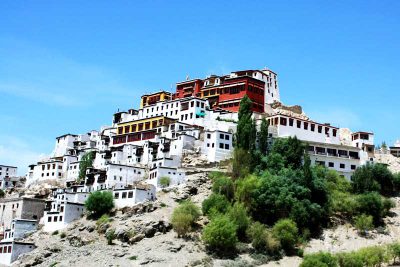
[0,67,386,265]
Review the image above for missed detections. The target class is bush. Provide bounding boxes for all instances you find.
[231,148,252,179]
[171,201,201,237]
[212,175,234,201]
[159,176,171,188]
[85,191,114,218]
[355,192,384,225]
[0,189,5,198]
[202,214,238,253]
[336,252,363,267]
[78,151,96,181]
[354,214,373,236]
[272,219,298,254]
[52,230,59,236]
[106,228,116,245]
[247,222,280,255]
[351,163,396,195]
[60,232,66,238]
[300,252,337,267]
[227,202,250,240]
[96,214,111,227]
[202,193,230,216]
[358,246,387,267]
[389,242,400,264]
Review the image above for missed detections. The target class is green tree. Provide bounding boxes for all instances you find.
[300,252,338,267]
[389,242,400,264]
[267,137,306,172]
[212,175,234,201]
[227,202,250,240]
[202,193,230,216]
[231,148,252,179]
[235,95,256,150]
[79,151,96,181]
[85,191,114,218]
[106,228,116,245]
[235,174,260,209]
[356,192,384,225]
[272,219,299,253]
[258,118,269,155]
[202,214,238,253]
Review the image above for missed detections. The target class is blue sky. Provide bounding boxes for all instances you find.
[1,0,399,175]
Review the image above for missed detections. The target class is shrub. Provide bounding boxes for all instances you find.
[389,242,400,264]
[354,214,373,236]
[227,202,250,240]
[202,193,230,216]
[231,148,252,179]
[383,197,395,216]
[106,228,116,245]
[202,214,238,253]
[52,230,59,236]
[355,192,384,225]
[235,175,260,209]
[159,176,171,188]
[247,222,280,255]
[336,252,363,267]
[358,246,387,267]
[212,175,234,200]
[300,252,337,267]
[171,201,200,237]
[85,191,114,218]
[0,189,5,198]
[60,232,66,238]
[96,214,111,227]
[272,219,298,254]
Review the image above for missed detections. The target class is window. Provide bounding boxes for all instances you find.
[328,162,334,167]
[128,192,133,198]
[351,165,356,170]
[219,143,224,149]
[220,134,224,139]
[8,246,11,253]
[207,134,211,139]
[318,126,322,133]
[333,129,337,137]
[297,120,301,128]
[225,144,229,150]
[340,163,345,169]
[122,192,127,199]
[114,193,119,199]
[48,217,52,222]
[225,135,230,140]
[60,216,63,221]
[289,118,294,126]
[304,122,308,130]
[54,216,58,222]
[311,124,315,132]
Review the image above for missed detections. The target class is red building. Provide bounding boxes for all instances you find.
[173,70,275,113]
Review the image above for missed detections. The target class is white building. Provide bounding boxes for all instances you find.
[113,184,156,208]
[0,166,17,181]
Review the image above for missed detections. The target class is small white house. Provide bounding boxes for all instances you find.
[0,241,35,266]
[148,166,185,190]
[113,184,156,209]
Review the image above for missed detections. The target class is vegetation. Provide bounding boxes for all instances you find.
[52,230,59,235]
[272,219,299,254]
[78,151,96,181]
[0,189,5,198]
[171,200,201,237]
[85,191,114,218]
[200,113,399,264]
[159,176,171,188]
[106,228,116,245]
[202,214,238,253]
[60,232,66,238]
[354,214,373,236]
[302,243,399,267]
[300,252,337,267]
[202,193,230,216]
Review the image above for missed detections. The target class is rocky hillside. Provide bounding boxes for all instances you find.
[11,164,400,267]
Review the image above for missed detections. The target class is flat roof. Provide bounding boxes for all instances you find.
[0,165,17,169]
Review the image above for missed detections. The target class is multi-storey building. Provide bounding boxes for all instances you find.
[0,166,17,181]
[174,69,280,113]
[390,140,400,157]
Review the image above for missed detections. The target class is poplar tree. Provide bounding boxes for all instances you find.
[236,95,256,150]
[259,118,269,154]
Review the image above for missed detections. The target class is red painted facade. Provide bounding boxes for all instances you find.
[174,73,265,113]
